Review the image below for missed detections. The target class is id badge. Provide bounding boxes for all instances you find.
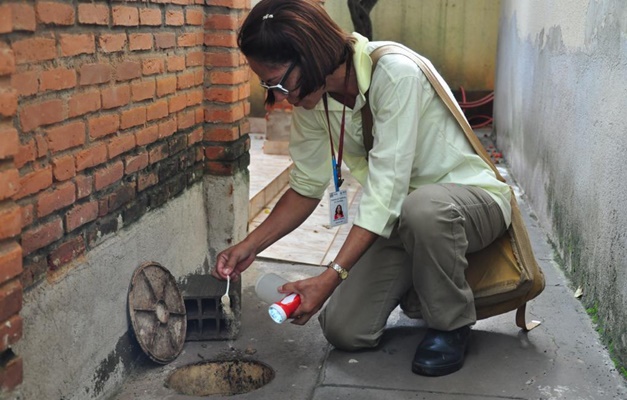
[328,190,348,227]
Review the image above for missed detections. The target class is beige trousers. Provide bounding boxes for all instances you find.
[318,183,507,351]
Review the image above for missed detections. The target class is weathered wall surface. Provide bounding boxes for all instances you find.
[494,0,627,368]
[325,0,501,90]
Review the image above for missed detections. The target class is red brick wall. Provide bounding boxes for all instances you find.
[0,0,251,395]
[0,2,24,394]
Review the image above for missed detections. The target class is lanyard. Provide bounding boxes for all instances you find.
[323,57,352,191]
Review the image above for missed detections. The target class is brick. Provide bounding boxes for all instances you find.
[48,235,85,270]
[142,59,164,76]
[0,88,17,118]
[204,31,238,48]
[107,183,135,211]
[186,51,203,68]
[125,152,149,174]
[209,68,248,85]
[177,72,195,90]
[112,6,139,27]
[138,170,158,191]
[79,63,112,86]
[20,252,46,288]
[45,121,85,153]
[169,93,187,113]
[108,134,135,159]
[12,36,56,64]
[204,125,241,142]
[101,85,130,109]
[167,55,185,72]
[204,13,239,30]
[99,34,127,53]
[78,3,109,25]
[11,71,38,97]
[88,114,119,139]
[148,142,168,164]
[0,241,22,284]
[178,110,195,130]
[0,127,19,159]
[204,104,244,124]
[36,2,75,26]
[0,315,22,353]
[155,33,176,49]
[204,50,239,68]
[14,140,36,169]
[21,217,63,255]
[116,61,141,81]
[52,155,76,181]
[40,68,76,92]
[129,33,152,51]
[139,8,161,26]
[158,119,177,139]
[14,167,52,200]
[146,100,168,121]
[131,80,155,102]
[0,204,21,241]
[188,127,203,146]
[76,144,107,171]
[178,33,200,47]
[20,204,34,229]
[0,5,12,34]
[186,9,203,26]
[187,90,203,106]
[75,175,93,199]
[65,201,97,232]
[0,47,16,76]
[120,107,146,130]
[94,161,123,191]
[0,169,19,201]
[165,10,184,26]
[205,86,238,103]
[135,125,159,146]
[10,3,36,32]
[37,181,76,217]
[156,76,176,97]
[0,353,23,391]
[69,91,101,118]
[34,135,48,159]
[60,34,96,57]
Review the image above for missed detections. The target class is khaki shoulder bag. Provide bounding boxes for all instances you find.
[363,44,545,331]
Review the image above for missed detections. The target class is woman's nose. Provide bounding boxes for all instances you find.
[273,90,289,102]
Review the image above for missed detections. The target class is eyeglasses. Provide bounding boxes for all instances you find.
[259,61,297,95]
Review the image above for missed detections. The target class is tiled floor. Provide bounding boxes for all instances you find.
[248,134,363,266]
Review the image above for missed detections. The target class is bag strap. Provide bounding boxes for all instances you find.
[362,44,505,183]
[363,45,543,331]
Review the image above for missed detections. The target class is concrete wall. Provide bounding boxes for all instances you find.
[494,0,627,368]
[13,172,249,400]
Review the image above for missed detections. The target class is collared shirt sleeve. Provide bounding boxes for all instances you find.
[354,56,431,238]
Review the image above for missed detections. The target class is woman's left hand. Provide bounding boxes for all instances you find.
[280,268,341,325]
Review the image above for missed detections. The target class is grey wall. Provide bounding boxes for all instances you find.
[13,173,249,400]
[494,0,627,367]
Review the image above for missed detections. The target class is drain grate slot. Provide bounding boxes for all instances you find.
[184,295,238,340]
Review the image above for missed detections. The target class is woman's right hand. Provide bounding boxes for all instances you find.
[212,240,257,281]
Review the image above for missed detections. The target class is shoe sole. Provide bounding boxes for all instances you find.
[411,361,464,377]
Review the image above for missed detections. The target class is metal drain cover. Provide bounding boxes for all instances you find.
[128,261,187,364]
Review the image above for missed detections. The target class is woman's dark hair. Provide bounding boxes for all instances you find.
[238,0,355,105]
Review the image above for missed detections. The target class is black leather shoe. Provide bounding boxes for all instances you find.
[412,325,471,377]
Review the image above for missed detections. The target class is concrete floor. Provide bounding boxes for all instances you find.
[111,134,627,400]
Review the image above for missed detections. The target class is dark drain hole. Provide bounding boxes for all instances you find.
[166,360,275,396]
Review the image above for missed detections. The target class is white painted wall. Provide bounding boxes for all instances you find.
[494,0,627,366]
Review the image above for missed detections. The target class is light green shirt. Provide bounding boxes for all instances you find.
[288,33,511,238]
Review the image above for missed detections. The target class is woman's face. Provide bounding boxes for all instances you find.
[248,58,325,110]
